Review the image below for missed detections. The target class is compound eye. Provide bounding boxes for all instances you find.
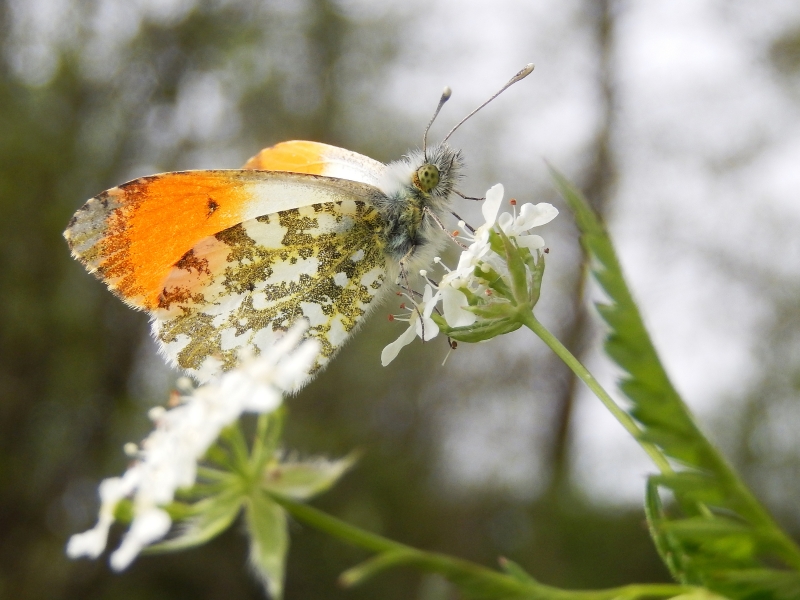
[415,164,440,192]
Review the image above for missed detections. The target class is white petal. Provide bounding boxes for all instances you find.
[481,184,504,226]
[515,234,545,250]
[242,385,282,412]
[415,316,439,341]
[381,324,417,366]
[442,287,477,328]
[497,212,513,233]
[516,203,558,230]
[456,249,477,272]
[422,284,434,304]
[66,516,114,559]
[422,290,441,318]
[110,508,172,571]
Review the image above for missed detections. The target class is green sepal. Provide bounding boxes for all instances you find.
[250,409,286,473]
[246,489,288,600]
[464,301,518,320]
[520,247,545,305]
[261,454,356,500]
[147,489,244,553]
[476,265,515,301]
[487,229,506,255]
[496,227,529,303]
[455,286,481,306]
[162,499,199,521]
[436,317,521,343]
[204,443,237,472]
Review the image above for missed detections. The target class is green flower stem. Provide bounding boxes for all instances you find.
[270,493,696,600]
[520,311,674,476]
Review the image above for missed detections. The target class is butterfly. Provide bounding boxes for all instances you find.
[64,65,534,383]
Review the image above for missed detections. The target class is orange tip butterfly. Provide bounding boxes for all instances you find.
[64,64,534,383]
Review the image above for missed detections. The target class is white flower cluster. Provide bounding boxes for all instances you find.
[381,184,558,365]
[66,323,320,570]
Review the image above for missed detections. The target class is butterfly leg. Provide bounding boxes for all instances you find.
[454,189,485,201]
[397,245,430,342]
[423,207,468,249]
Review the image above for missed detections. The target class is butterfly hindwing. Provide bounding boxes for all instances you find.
[152,199,388,382]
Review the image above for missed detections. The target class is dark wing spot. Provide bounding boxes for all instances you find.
[207,198,219,217]
[175,248,211,275]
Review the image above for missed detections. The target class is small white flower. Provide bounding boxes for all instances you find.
[435,185,559,328]
[497,200,558,251]
[67,322,321,570]
[381,285,440,366]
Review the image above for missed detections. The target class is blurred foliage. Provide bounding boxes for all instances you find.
[2,1,800,599]
[771,27,800,76]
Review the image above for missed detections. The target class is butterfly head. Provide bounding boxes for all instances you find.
[378,142,463,212]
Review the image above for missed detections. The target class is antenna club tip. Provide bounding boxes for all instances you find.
[516,63,535,79]
[442,86,452,99]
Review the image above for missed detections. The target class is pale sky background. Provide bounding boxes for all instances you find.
[8,0,800,510]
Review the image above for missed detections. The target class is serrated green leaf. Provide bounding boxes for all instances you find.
[550,168,702,466]
[147,489,243,553]
[645,478,694,583]
[650,473,728,506]
[551,167,800,584]
[245,489,288,600]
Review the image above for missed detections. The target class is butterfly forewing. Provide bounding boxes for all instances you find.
[64,170,383,310]
[152,200,387,382]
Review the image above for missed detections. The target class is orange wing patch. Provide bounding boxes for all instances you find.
[243,140,327,174]
[244,140,387,188]
[65,171,253,310]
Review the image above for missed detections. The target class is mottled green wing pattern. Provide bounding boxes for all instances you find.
[151,199,387,382]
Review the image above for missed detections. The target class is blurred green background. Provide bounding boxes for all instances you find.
[3,1,800,598]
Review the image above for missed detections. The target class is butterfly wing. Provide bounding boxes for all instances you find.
[153,199,387,382]
[64,169,383,310]
[243,140,386,189]
[65,144,394,383]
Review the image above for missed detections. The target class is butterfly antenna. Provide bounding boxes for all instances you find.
[423,87,452,161]
[441,63,535,144]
